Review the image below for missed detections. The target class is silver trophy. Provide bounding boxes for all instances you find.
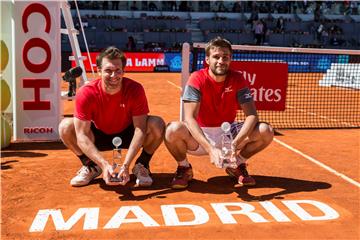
[110,136,123,182]
[220,122,237,168]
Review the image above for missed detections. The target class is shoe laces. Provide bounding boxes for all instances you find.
[133,163,150,177]
[78,165,99,176]
[77,166,91,176]
[238,164,249,177]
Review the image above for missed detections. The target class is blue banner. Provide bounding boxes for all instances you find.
[164,53,193,72]
[165,53,183,72]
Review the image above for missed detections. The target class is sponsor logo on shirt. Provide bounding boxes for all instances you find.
[224,86,233,93]
[244,92,252,99]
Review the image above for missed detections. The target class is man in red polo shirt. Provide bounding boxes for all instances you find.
[59,46,165,187]
[165,37,274,189]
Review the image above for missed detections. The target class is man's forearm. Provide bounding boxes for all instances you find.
[235,115,258,142]
[185,118,213,152]
[122,128,145,168]
[77,135,108,168]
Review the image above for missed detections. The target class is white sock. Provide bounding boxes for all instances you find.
[236,155,248,166]
[178,159,190,167]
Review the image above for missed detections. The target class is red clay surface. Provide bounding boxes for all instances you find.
[1,73,359,239]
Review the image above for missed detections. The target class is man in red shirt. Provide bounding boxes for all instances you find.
[165,37,274,189]
[59,46,165,187]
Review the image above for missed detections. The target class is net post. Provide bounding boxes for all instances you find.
[180,42,190,121]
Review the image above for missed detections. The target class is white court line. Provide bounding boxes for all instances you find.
[274,138,360,188]
[167,80,182,90]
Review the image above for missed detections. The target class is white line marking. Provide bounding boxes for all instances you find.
[274,138,360,188]
[167,81,182,90]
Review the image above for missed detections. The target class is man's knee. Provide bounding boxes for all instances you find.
[58,118,75,139]
[147,115,165,138]
[165,121,187,142]
[258,122,274,144]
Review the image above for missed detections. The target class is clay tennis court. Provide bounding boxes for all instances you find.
[1,72,359,239]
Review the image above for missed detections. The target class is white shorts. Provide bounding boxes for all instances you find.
[187,122,244,156]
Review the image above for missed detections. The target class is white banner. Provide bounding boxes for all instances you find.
[319,63,360,89]
[14,1,61,141]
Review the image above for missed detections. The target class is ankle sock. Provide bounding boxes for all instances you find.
[135,150,153,169]
[178,159,190,167]
[236,154,248,166]
[78,154,97,168]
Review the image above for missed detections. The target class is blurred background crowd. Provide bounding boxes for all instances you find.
[62,1,360,52]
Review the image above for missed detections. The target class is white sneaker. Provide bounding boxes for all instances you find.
[132,163,153,187]
[70,165,102,187]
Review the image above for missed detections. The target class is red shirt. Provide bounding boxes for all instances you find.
[75,78,149,134]
[184,68,250,127]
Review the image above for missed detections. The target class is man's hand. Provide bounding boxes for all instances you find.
[209,147,223,168]
[118,165,130,186]
[102,162,121,186]
[231,137,250,157]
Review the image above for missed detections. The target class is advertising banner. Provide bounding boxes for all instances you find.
[75,52,165,72]
[14,2,61,141]
[230,61,288,111]
[164,53,183,72]
[319,63,360,89]
[124,52,165,72]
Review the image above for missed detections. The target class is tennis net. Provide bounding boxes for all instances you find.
[189,43,360,129]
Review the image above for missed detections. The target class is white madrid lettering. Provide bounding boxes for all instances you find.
[29,200,339,232]
[104,206,159,229]
[161,204,209,226]
[211,202,268,223]
[282,200,339,221]
[29,208,99,232]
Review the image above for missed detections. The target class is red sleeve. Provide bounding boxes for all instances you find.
[74,86,95,121]
[232,70,250,89]
[187,71,202,90]
[130,84,149,116]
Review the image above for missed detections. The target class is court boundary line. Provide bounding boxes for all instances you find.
[274,138,360,188]
[166,80,360,188]
[167,80,182,90]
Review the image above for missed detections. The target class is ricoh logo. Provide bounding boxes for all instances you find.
[21,2,52,110]
[24,127,53,134]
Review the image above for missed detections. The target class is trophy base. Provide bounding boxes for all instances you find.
[110,173,123,182]
[221,158,238,169]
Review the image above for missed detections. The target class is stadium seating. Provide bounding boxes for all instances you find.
[63,1,359,52]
